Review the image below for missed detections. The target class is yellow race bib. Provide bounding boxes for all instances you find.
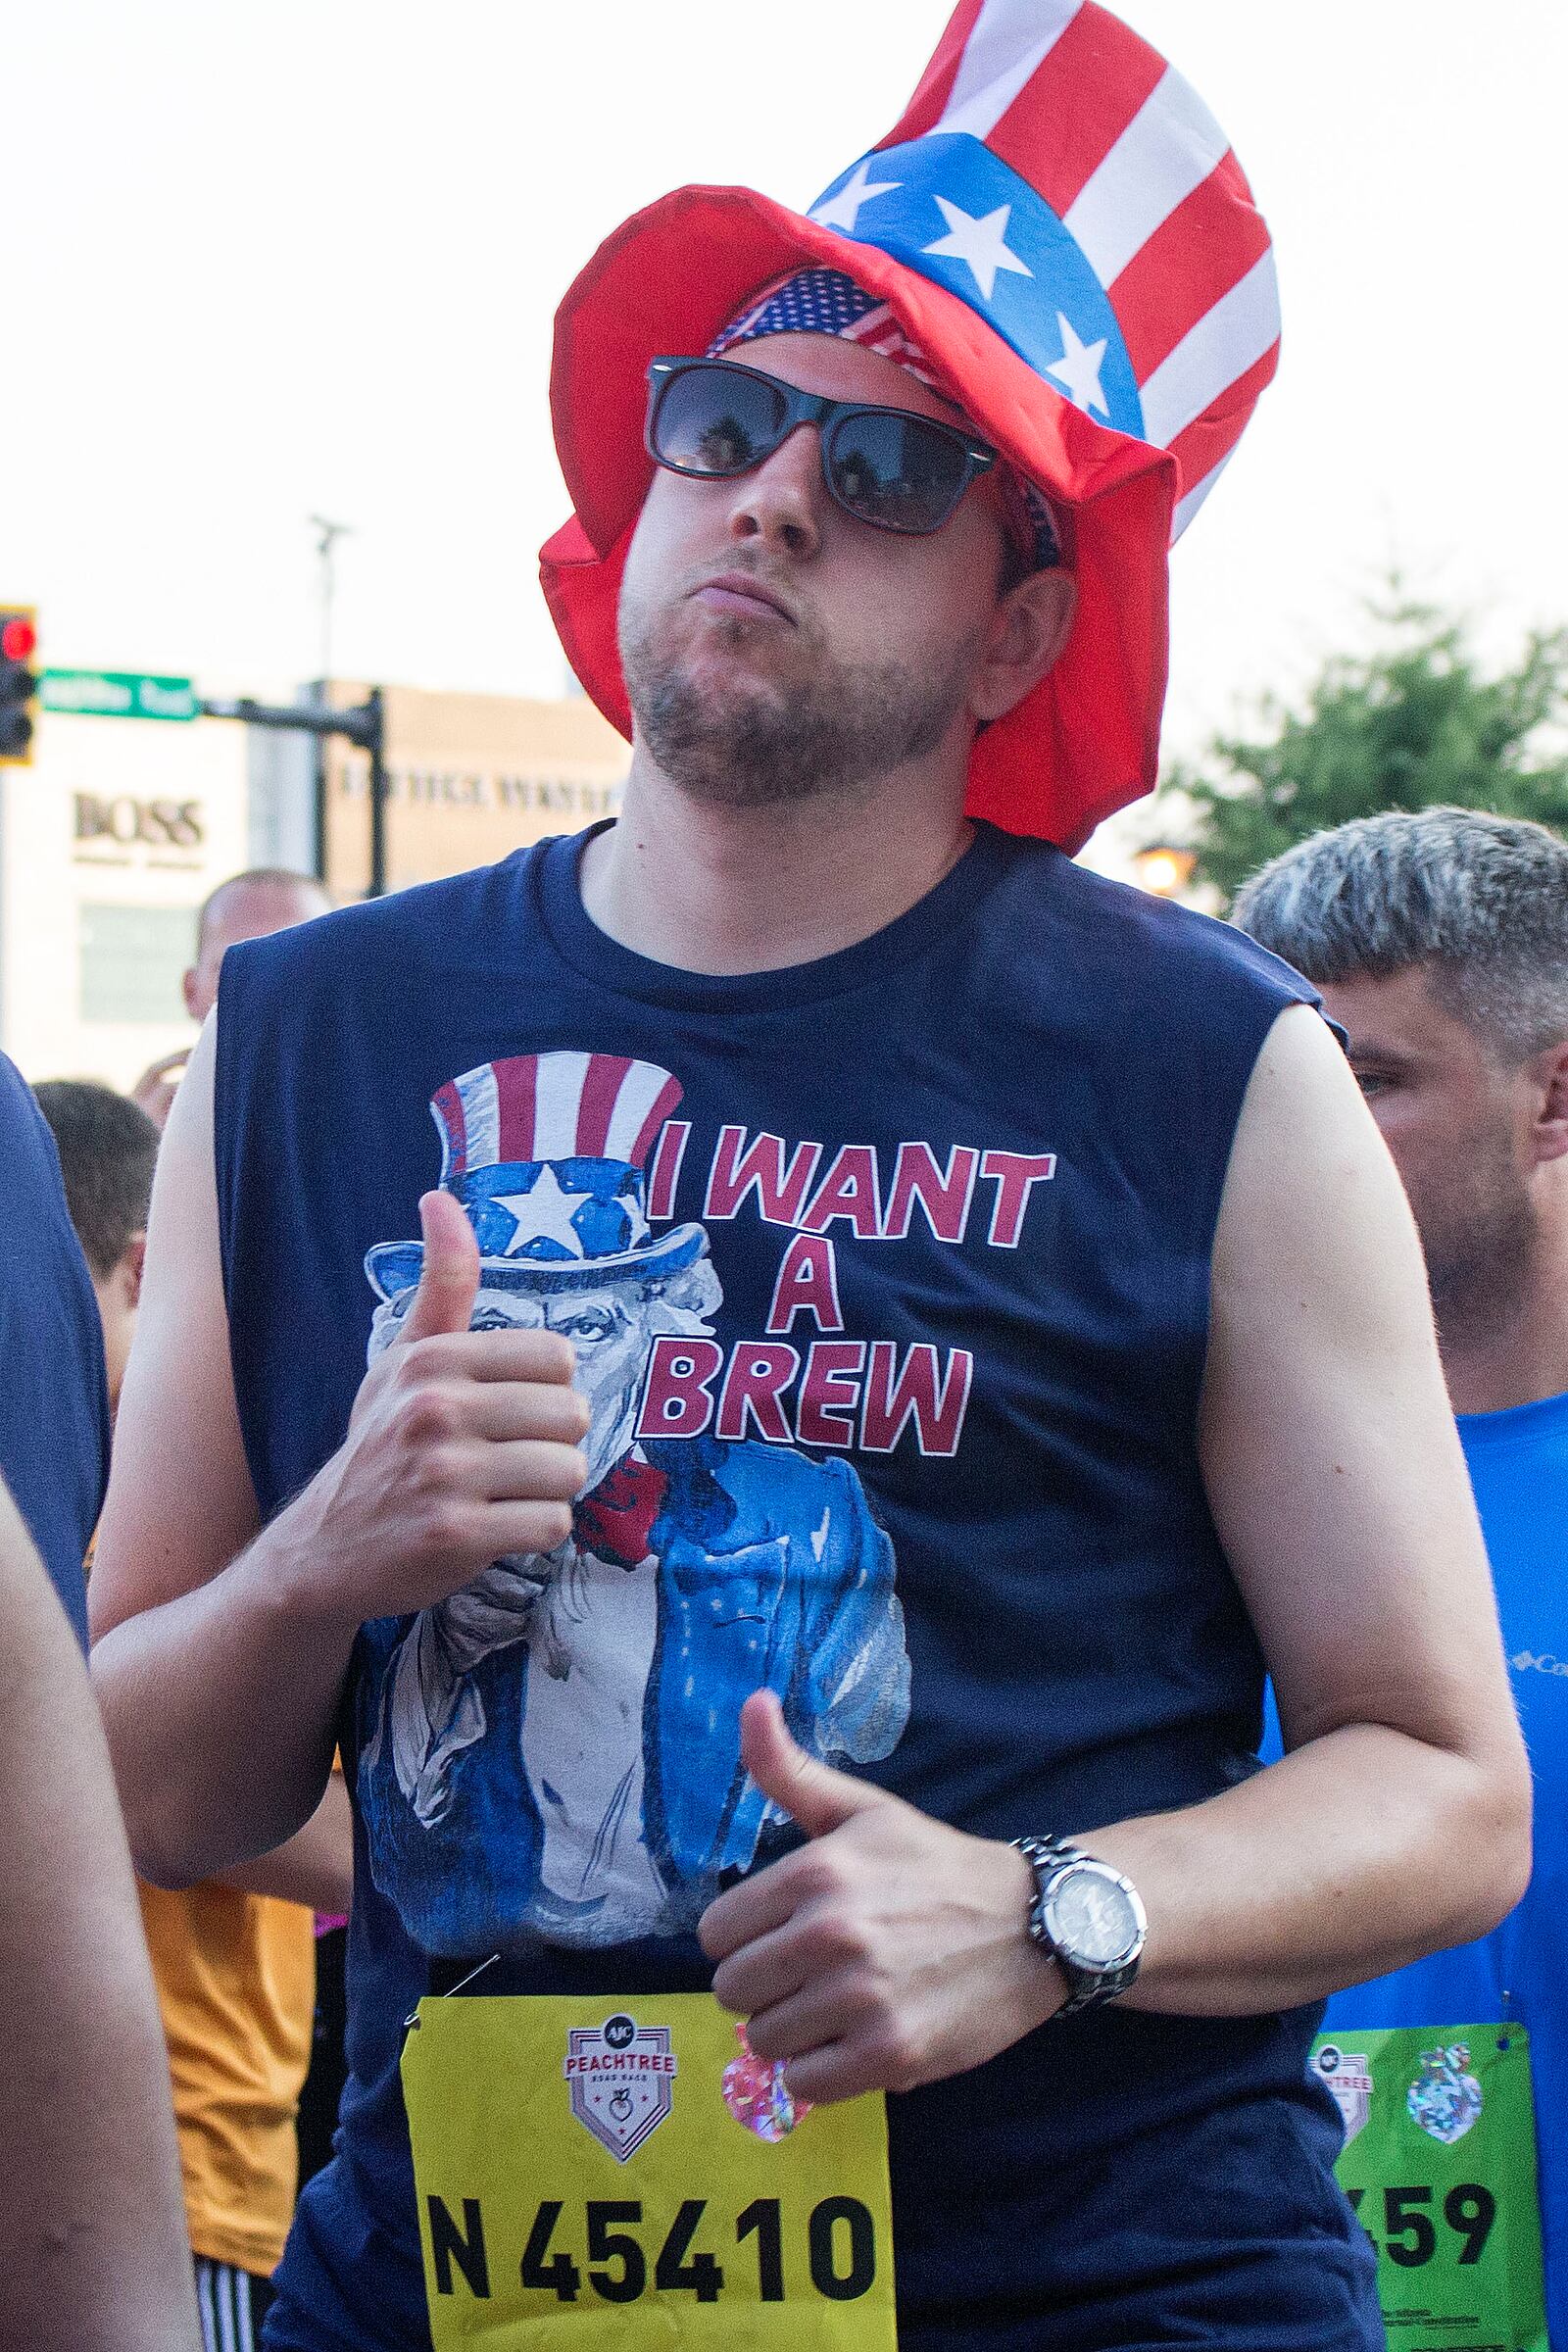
[401,1992,898,2349]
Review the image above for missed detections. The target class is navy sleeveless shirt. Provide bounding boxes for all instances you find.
[218,824,1379,2350]
[0,1051,107,1647]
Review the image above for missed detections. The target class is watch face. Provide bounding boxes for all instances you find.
[1047,1863,1140,1969]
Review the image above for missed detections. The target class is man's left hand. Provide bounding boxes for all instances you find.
[698,1690,1063,2104]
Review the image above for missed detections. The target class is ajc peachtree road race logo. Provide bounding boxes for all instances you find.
[564,2014,677,2163]
[1407,2043,1484,2145]
[1315,2044,1374,2147]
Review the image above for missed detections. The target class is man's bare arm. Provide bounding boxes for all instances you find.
[90,1020,349,1882]
[91,1011,590,1889]
[0,1476,199,2352]
[700,1005,1532,2101]
[216,1771,354,1914]
[1073,1004,1531,2009]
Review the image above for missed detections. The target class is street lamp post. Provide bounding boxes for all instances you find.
[309,515,354,690]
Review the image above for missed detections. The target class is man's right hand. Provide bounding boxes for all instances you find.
[279,1190,589,1627]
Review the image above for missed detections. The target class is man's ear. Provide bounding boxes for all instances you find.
[969,568,1077,726]
[121,1233,148,1309]
[181,966,201,1019]
[1532,1040,1568,1166]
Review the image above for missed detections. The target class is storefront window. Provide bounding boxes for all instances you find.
[79,903,194,1025]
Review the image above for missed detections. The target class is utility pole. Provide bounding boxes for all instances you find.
[200,689,389,897]
[309,514,354,688]
[307,517,354,880]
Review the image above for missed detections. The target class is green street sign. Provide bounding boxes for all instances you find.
[39,668,197,722]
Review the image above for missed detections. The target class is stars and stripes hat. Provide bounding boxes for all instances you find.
[364,1052,709,1299]
[540,0,1279,853]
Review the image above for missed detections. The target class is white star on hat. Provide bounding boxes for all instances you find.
[921,197,1032,304]
[491,1166,592,1259]
[1045,312,1110,418]
[811,159,902,235]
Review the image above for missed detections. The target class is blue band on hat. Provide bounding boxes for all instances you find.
[809,133,1146,442]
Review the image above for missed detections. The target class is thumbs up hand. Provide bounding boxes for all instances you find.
[289,1191,591,1627]
[736,1685,892,1840]
[698,1690,1065,2107]
[395,1186,482,1344]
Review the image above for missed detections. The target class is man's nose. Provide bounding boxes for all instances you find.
[725,423,825,560]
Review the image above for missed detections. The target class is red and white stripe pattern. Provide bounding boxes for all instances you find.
[431,1053,685,1180]
[839,302,940,387]
[880,0,1279,537]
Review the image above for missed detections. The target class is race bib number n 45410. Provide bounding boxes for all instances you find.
[402,1992,898,2350]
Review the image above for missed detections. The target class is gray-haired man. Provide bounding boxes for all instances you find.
[1235,806,1568,2345]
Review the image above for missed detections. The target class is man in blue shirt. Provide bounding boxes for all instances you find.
[1236,807,1568,2344]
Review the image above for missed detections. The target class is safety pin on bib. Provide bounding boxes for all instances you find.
[405,1951,501,2031]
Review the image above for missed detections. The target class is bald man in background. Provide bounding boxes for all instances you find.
[133,870,332,1129]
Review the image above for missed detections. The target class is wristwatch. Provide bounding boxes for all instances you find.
[1012,1836,1147,2018]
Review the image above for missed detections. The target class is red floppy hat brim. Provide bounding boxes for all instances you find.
[541,183,1179,854]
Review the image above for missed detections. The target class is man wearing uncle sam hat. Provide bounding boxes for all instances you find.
[92,5,1529,2348]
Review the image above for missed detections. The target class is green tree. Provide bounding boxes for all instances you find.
[1158,596,1568,906]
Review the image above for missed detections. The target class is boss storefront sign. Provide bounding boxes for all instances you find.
[74,793,205,852]
[0,702,248,1086]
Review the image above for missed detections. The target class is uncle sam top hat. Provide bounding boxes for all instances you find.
[540,0,1279,854]
[365,1051,709,1301]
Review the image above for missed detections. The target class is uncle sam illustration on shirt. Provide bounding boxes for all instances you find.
[355,1051,911,1957]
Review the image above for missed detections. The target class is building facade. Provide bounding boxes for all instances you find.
[0,685,627,1089]
[313,683,625,901]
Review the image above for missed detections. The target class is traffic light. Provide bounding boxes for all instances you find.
[0,607,38,767]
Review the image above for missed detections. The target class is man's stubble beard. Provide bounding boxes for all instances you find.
[1423,1148,1539,1362]
[619,587,979,811]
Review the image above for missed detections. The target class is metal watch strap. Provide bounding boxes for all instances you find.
[1012,1835,1143,2020]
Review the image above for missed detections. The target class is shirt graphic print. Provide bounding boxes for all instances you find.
[355,1050,915,1956]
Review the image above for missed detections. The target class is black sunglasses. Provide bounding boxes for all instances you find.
[645,355,1000,537]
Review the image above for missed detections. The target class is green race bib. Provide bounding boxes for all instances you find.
[1313,2023,1546,2352]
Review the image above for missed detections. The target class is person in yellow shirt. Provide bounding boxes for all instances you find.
[136,1880,314,2336]
[38,1077,352,2348]
[138,1800,349,2345]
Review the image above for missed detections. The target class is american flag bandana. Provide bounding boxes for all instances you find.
[707,267,1059,569]
[708,266,939,375]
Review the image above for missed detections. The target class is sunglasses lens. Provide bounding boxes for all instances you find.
[653,366,787,476]
[827,411,969,533]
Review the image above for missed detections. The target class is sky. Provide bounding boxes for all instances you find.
[11,0,1568,824]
